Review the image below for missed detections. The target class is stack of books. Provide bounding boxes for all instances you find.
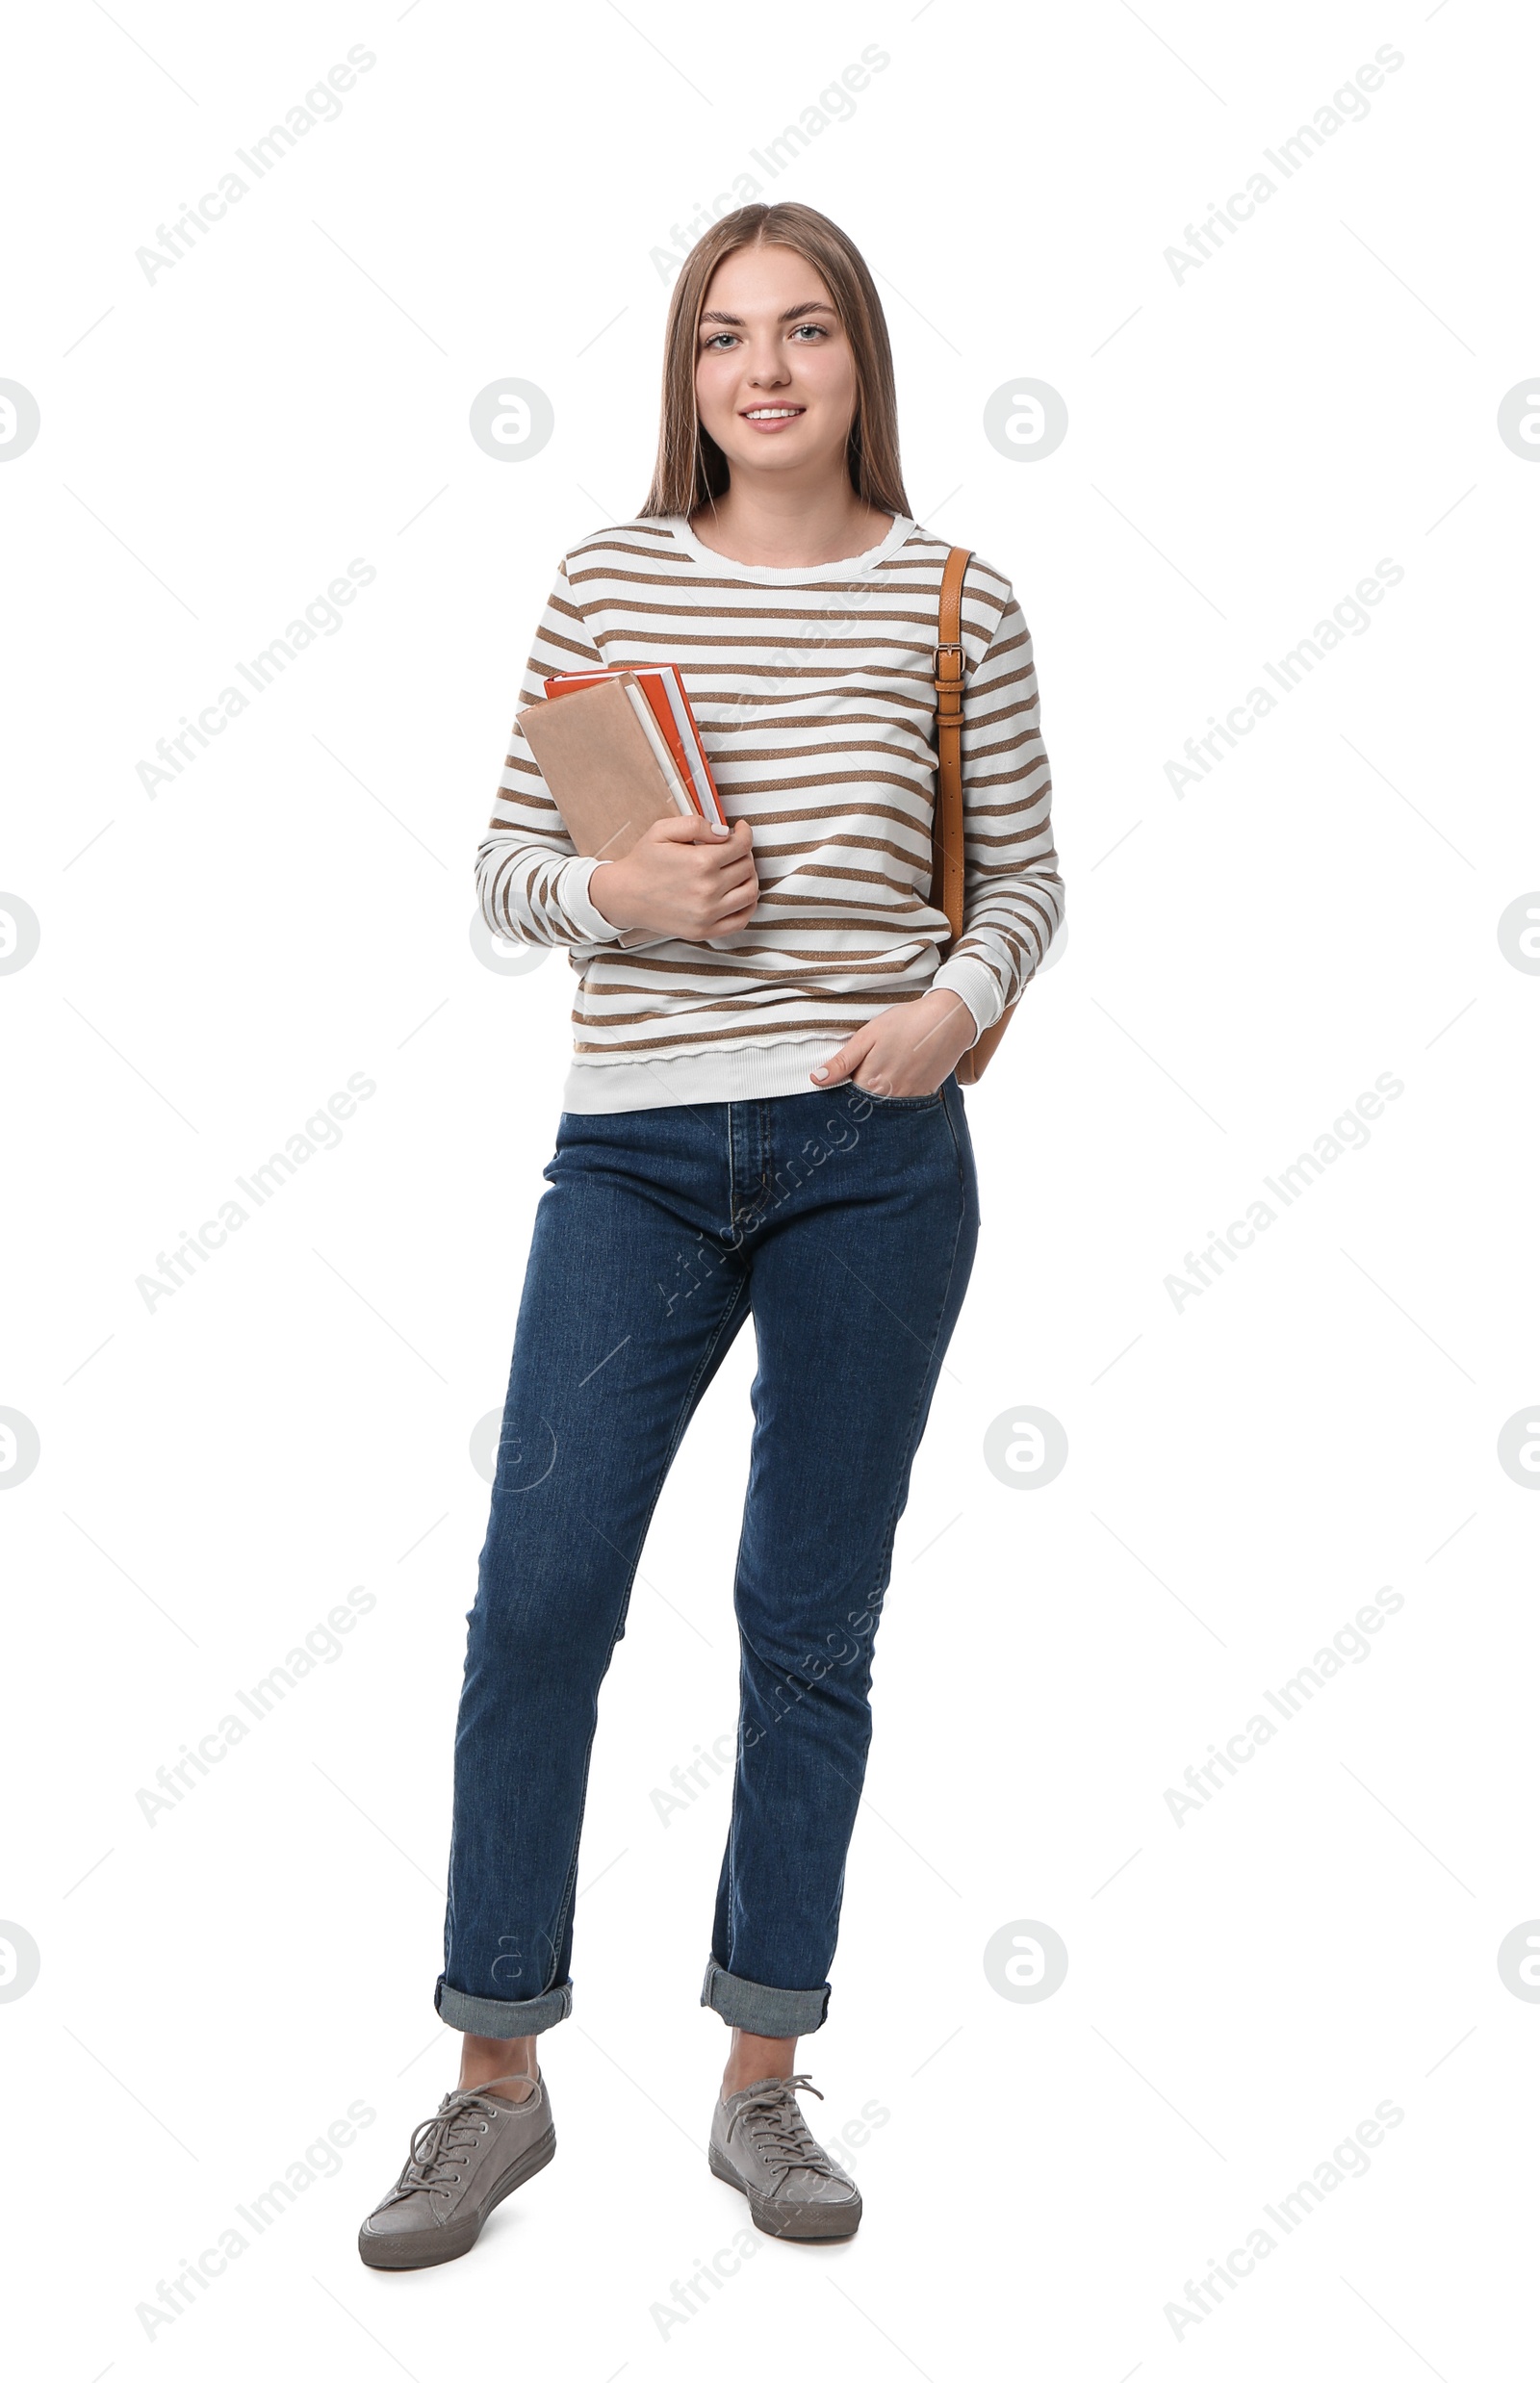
[544,666,725,826]
[516,668,728,947]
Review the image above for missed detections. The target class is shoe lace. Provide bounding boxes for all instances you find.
[388,2080,531,2201]
[725,2074,834,2186]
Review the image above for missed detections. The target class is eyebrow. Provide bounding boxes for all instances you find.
[698,300,838,328]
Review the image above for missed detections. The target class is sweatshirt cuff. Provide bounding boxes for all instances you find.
[559,856,626,943]
[931,955,1003,1042]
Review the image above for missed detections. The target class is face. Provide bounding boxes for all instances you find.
[694,243,860,485]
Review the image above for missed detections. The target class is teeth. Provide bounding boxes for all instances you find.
[745,408,802,419]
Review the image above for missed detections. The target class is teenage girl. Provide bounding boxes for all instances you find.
[359,200,1064,2267]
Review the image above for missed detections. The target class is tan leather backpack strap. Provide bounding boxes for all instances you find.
[929,545,971,944]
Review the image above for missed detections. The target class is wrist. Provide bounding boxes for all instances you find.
[586,857,635,931]
[923,987,977,1048]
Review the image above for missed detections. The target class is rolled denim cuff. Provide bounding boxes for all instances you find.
[700,1955,830,2037]
[435,1973,572,2037]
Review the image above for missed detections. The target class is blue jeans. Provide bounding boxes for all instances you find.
[436,1077,980,2040]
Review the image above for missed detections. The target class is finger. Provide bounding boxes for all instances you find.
[651,812,734,844]
[696,905,759,943]
[810,1031,871,1086]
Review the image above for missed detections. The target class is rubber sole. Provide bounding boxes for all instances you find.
[358,2126,556,2269]
[707,2140,861,2242]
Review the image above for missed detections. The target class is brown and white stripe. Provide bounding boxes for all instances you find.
[477,514,1064,1110]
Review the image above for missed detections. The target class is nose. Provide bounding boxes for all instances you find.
[745,335,791,388]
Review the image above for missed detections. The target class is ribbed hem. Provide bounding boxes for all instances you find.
[435,1974,572,2037]
[557,855,626,943]
[930,955,1002,1038]
[700,1956,832,2037]
[561,1035,848,1114]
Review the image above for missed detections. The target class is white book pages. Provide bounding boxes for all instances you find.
[658,667,724,822]
[619,677,695,815]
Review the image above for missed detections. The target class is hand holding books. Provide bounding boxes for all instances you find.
[587,812,757,943]
[517,667,757,946]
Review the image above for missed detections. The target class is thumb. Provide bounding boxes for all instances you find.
[651,811,733,843]
[810,1028,871,1087]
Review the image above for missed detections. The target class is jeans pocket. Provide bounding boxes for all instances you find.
[860,1087,944,1111]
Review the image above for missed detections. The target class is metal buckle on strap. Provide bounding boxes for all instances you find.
[934,641,965,694]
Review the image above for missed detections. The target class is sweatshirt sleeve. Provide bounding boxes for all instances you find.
[929,580,1065,1039]
[475,558,627,949]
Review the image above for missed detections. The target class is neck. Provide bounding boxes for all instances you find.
[688,474,895,569]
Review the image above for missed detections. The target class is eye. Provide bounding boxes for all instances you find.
[790,322,830,341]
[701,331,738,351]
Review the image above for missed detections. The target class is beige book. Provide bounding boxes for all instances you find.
[516,674,691,948]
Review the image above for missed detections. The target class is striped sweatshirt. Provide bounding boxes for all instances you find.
[477,511,1064,1111]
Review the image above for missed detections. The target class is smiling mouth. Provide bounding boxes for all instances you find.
[741,405,806,422]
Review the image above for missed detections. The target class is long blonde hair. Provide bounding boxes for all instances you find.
[640,203,911,521]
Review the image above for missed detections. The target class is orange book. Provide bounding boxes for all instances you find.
[545,665,726,824]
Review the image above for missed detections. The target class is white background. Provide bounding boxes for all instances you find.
[4,2,1537,2376]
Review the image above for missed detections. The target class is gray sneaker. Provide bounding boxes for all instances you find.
[358,2075,554,2269]
[708,2073,862,2242]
